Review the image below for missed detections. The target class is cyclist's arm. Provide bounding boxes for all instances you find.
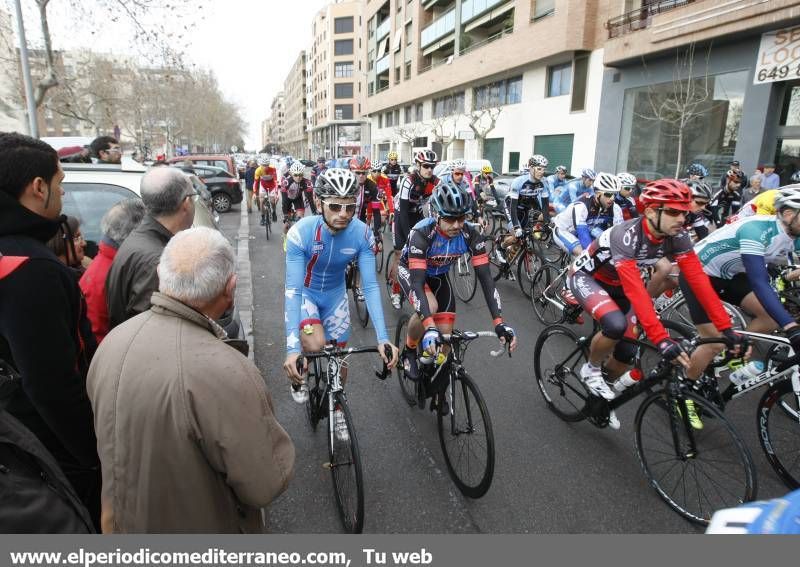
[468,227,502,323]
[539,195,551,224]
[356,227,390,343]
[616,259,670,344]
[673,250,733,332]
[253,167,261,192]
[284,227,306,354]
[741,254,794,328]
[573,203,592,248]
[506,196,521,227]
[305,183,317,214]
[385,180,395,213]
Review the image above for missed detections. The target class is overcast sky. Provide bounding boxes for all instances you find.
[10,0,328,150]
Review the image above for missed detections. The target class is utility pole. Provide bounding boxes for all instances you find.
[11,0,38,137]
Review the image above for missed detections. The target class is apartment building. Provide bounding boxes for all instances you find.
[0,7,25,133]
[307,0,367,159]
[596,0,800,184]
[283,51,309,158]
[364,0,610,174]
[264,91,286,151]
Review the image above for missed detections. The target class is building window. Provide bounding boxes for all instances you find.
[415,103,424,122]
[394,109,400,125]
[335,104,354,120]
[547,62,572,97]
[335,61,354,78]
[385,111,394,128]
[334,17,354,34]
[532,0,555,20]
[571,53,590,112]
[404,105,412,123]
[334,39,354,55]
[395,67,401,84]
[617,69,747,180]
[378,114,383,128]
[432,92,465,118]
[405,22,412,46]
[413,137,428,147]
[405,61,411,79]
[334,83,354,98]
[474,76,523,109]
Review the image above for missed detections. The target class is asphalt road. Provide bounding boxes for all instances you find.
[217,203,790,534]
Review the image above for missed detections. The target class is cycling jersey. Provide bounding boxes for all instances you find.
[280,175,315,213]
[398,217,502,326]
[382,162,404,191]
[254,165,278,191]
[554,193,614,249]
[310,164,327,185]
[356,178,382,234]
[505,173,550,227]
[473,174,496,201]
[684,209,711,239]
[612,194,639,224]
[545,174,568,205]
[368,173,394,213]
[284,216,388,354]
[394,172,439,250]
[570,217,731,344]
[553,178,593,213]
[737,189,777,220]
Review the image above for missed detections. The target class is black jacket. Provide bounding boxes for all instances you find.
[0,192,98,469]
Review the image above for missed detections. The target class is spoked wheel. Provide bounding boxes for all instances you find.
[757,379,800,489]
[306,361,324,431]
[394,314,418,406]
[328,392,365,533]
[530,263,565,325]
[533,326,590,421]
[661,295,747,331]
[634,389,757,525]
[437,369,495,498]
[351,265,369,328]
[264,205,272,240]
[452,253,477,303]
[534,232,564,265]
[375,241,384,274]
[517,249,540,299]
[484,236,508,282]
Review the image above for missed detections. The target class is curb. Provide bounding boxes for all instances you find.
[235,202,255,361]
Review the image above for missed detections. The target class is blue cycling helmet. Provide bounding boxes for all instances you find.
[431,176,473,217]
[686,163,708,177]
[707,488,800,534]
[581,168,597,180]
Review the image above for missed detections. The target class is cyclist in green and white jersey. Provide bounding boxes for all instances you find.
[680,185,800,380]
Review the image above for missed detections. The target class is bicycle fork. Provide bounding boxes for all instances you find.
[667,383,698,460]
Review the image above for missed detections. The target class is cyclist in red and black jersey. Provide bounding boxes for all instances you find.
[382,150,403,193]
[567,179,743,414]
[349,156,382,237]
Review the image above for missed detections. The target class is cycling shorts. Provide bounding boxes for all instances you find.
[553,227,581,254]
[678,272,750,325]
[298,286,351,345]
[282,193,305,217]
[397,271,456,321]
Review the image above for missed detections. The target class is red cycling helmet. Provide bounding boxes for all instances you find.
[348,155,371,171]
[640,179,693,211]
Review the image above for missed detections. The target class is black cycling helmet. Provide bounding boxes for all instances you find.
[685,179,713,201]
[431,176,473,217]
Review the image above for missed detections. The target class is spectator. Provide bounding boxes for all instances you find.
[0,132,100,528]
[79,199,145,344]
[89,136,121,165]
[761,163,781,189]
[45,215,88,274]
[244,159,257,213]
[88,227,294,533]
[57,145,91,164]
[105,167,195,329]
[745,174,763,201]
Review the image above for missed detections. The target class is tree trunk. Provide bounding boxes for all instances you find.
[674,120,685,178]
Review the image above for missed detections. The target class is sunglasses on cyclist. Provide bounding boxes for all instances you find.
[325,202,357,213]
[441,214,467,223]
[601,192,616,198]
[659,207,688,217]
[419,163,434,169]
[354,170,368,175]
[694,199,709,207]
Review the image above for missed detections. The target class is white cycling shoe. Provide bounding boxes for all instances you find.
[579,363,616,401]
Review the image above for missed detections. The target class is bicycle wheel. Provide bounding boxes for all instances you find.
[530,263,565,325]
[264,204,272,240]
[375,241,384,274]
[394,313,417,406]
[328,392,365,533]
[452,253,477,303]
[517,248,540,299]
[534,326,591,421]
[437,369,495,498]
[351,265,369,328]
[635,389,757,525]
[757,379,800,489]
[306,359,324,431]
[661,295,747,331]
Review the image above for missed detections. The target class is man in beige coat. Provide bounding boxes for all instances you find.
[87,226,294,533]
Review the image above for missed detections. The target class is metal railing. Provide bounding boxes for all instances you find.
[376,18,391,40]
[459,26,513,56]
[376,54,390,75]
[461,0,507,25]
[421,8,456,48]
[605,0,696,39]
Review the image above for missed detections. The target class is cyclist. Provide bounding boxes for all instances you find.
[448,159,474,193]
[567,179,741,422]
[254,157,279,225]
[711,169,745,224]
[390,149,440,309]
[554,168,596,213]
[349,156,382,238]
[497,155,551,264]
[685,162,708,181]
[283,168,399,403]
[732,188,778,221]
[368,162,394,228]
[382,150,404,194]
[553,172,620,257]
[612,172,639,224]
[681,184,800,382]
[397,177,516,394]
[278,161,308,237]
[473,164,497,204]
[281,161,316,216]
[310,156,327,185]
[545,165,569,207]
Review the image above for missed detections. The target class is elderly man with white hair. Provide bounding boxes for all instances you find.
[88,227,295,533]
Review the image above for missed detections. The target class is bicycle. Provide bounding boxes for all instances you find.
[282,208,299,252]
[534,324,757,525]
[298,344,391,533]
[345,259,370,328]
[394,314,508,498]
[450,252,477,303]
[485,227,543,299]
[263,198,273,240]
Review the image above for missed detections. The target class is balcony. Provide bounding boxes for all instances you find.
[605,0,695,39]
[376,18,391,41]
[422,0,451,9]
[376,54,390,75]
[461,0,507,25]
[421,8,456,48]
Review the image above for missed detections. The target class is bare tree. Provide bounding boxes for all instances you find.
[427,114,458,159]
[467,106,502,160]
[392,122,425,158]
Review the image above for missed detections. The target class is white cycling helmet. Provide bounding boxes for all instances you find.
[593,172,622,193]
[258,156,269,166]
[527,155,548,168]
[776,184,800,210]
[314,168,358,199]
[617,172,637,189]
[450,158,467,172]
[289,162,305,176]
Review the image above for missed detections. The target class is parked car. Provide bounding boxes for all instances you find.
[166,154,237,177]
[171,163,242,213]
[60,162,242,340]
[434,159,493,179]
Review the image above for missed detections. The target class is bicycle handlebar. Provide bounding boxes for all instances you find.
[295,344,393,380]
[439,330,511,358]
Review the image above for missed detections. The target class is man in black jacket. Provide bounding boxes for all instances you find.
[0,132,100,528]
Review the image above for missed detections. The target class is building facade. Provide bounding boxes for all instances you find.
[263,91,286,152]
[283,51,308,158]
[363,0,610,174]
[596,0,800,184]
[308,0,367,159]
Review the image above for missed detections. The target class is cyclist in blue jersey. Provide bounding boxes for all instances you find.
[497,154,550,262]
[283,168,399,402]
[612,172,639,224]
[545,165,569,207]
[552,172,619,257]
[554,168,596,213]
[397,178,516,386]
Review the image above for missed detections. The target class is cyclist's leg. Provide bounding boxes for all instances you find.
[398,274,438,348]
[429,274,456,353]
[292,195,305,221]
[281,194,292,234]
[647,257,676,298]
[553,227,582,257]
[570,271,628,368]
[316,288,352,383]
[740,291,779,333]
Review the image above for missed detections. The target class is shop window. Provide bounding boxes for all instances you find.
[547,62,571,97]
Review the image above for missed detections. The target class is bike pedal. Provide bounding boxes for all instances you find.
[323,462,332,469]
